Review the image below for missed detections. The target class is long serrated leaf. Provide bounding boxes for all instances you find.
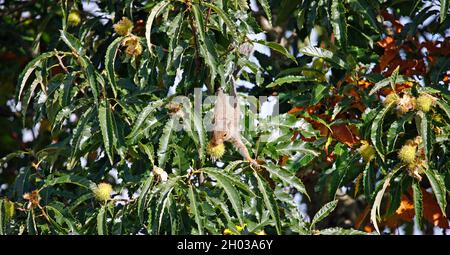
[425,169,447,217]
[386,112,414,153]
[370,165,403,234]
[42,174,94,189]
[254,172,281,234]
[370,103,394,161]
[60,30,84,55]
[369,76,409,96]
[153,177,180,234]
[99,99,116,165]
[311,200,338,230]
[68,107,94,169]
[277,142,320,157]
[299,46,347,69]
[127,100,164,141]
[0,200,4,235]
[256,40,297,64]
[441,0,449,23]
[436,99,450,121]
[202,167,256,197]
[331,0,347,48]
[257,0,272,25]
[204,169,244,225]
[138,175,153,223]
[348,0,381,32]
[17,51,55,101]
[263,162,309,200]
[105,37,124,98]
[188,186,204,235]
[146,1,170,55]
[412,181,423,230]
[60,30,99,104]
[267,75,316,88]
[417,111,432,162]
[157,118,175,168]
[203,3,237,39]
[97,206,107,235]
[319,227,368,235]
[27,209,37,235]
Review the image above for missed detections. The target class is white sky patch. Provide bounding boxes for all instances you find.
[22,129,34,143]
[260,96,278,119]
[248,33,271,57]
[7,99,21,113]
[250,0,259,12]
[236,79,256,89]
[167,68,183,97]
[80,157,87,168]
[70,113,78,123]
[109,168,123,184]
[399,16,412,25]
[82,1,112,25]
[309,28,319,46]
[114,188,129,206]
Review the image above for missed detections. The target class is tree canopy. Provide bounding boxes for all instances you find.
[0,0,449,235]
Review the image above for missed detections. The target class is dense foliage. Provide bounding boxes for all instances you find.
[0,0,449,235]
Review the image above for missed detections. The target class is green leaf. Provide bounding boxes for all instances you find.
[257,0,272,25]
[237,0,249,11]
[417,111,432,162]
[204,168,244,225]
[17,51,56,101]
[60,30,84,55]
[370,165,403,234]
[299,46,347,69]
[105,36,124,98]
[60,30,99,104]
[99,99,116,165]
[188,186,204,235]
[42,174,94,189]
[276,141,320,157]
[386,112,414,153]
[202,167,255,197]
[319,227,368,235]
[254,172,282,234]
[368,75,410,96]
[97,205,107,235]
[311,200,338,230]
[425,169,447,217]
[152,177,180,234]
[202,3,238,39]
[192,108,206,164]
[348,0,381,32]
[127,100,164,142]
[0,200,4,235]
[138,175,154,223]
[436,98,450,120]
[27,209,37,235]
[263,162,309,200]
[68,107,94,169]
[412,181,423,230]
[370,103,395,161]
[331,0,347,49]
[157,118,175,168]
[266,75,316,88]
[256,40,297,64]
[363,163,376,202]
[441,0,449,23]
[145,1,170,55]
